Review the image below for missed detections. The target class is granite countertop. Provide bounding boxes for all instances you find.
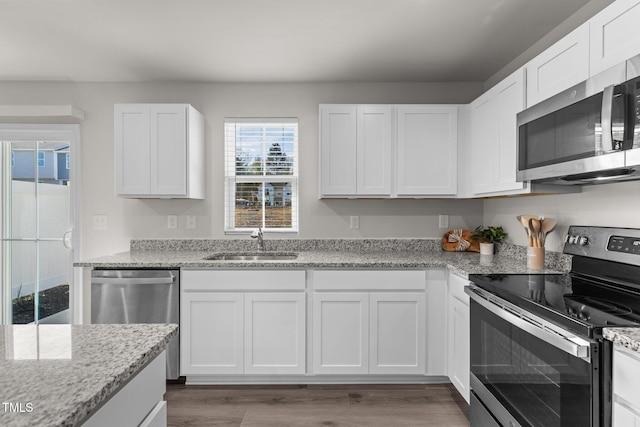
[74,238,570,276]
[0,323,177,427]
[603,327,640,354]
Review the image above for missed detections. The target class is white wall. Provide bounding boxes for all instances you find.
[483,180,640,253]
[0,81,485,258]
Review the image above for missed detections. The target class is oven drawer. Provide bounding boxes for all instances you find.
[470,392,500,427]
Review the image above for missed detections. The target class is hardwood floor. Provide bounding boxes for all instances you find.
[165,383,469,426]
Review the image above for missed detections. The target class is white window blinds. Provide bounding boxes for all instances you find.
[224,118,299,233]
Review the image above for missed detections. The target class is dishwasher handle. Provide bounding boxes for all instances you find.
[91,277,175,285]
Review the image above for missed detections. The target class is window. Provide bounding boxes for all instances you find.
[224,118,298,233]
[37,151,45,168]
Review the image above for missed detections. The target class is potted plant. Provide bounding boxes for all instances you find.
[472,225,507,255]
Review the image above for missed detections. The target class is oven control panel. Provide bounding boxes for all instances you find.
[564,226,640,266]
[608,235,640,255]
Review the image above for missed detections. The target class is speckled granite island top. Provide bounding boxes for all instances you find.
[75,238,571,276]
[0,323,177,427]
[603,327,640,354]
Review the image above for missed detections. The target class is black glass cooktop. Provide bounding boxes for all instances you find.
[468,272,640,338]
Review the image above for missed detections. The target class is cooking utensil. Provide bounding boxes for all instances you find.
[540,217,557,245]
[530,218,542,247]
[517,214,537,247]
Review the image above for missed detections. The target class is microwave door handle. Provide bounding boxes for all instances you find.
[601,84,615,153]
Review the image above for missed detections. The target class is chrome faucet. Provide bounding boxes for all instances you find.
[251,226,266,251]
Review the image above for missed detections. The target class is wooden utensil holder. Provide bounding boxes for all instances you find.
[527,246,545,270]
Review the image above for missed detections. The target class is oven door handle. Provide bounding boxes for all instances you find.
[466,286,592,362]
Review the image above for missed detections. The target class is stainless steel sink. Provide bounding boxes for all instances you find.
[203,252,299,261]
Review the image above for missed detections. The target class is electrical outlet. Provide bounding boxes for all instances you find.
[93,215,108,230]
[439,214,449,229]
[167,215,178,229]
[186,215,197,229]
[350,216,359,229]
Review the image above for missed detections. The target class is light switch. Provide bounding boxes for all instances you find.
[350,216,359,229]
[439,215,449,229]
[167,215,178,229]
[186,215,197,229]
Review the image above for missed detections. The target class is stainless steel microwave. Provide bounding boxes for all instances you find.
[517,55,640,185]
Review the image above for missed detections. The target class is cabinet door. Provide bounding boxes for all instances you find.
[397,105,458,196]
[150,104,187,196]
[494,69,526,193]
[613,345,640,414]
[590,0,640,76]
[468,93,497,195]
[115,104,151,195]
[448,272,470,403]
[244,292,306,375]
[320,105,357,196]
[614,402,640,427]
[312,293,369,374]
[526,23,589,108]
[180,292,243,375]
[357,105,392,196]
[370,293,425,375]
[447,286,470,403]
[468,69,525,196]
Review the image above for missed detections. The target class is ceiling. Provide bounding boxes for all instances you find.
[0,0,603,83]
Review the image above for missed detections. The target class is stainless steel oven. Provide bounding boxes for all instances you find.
[467,226,640,427]
[467,284,601,427]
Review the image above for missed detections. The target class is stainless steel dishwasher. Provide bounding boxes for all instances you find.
[91,269,179,379]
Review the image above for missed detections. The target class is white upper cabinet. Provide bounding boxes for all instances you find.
[320,104,459,198]
[525,23,590,108]
[590,0,640,76]
[468,92,497,195]
[357,105,393,195]
[319,104,392,197]
[468,69,526,196]
[319,105,358,196]
[115,103,204,199]
[396,105,458,196]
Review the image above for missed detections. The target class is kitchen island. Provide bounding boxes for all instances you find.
[0,323,177,427]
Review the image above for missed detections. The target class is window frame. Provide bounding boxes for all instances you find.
[224,118,299,234]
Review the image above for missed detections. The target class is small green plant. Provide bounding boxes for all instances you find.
[472,226,507,244]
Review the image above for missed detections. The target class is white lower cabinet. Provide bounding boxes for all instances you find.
[312,270,428,376]
[180,268,446,382]
[613,343,640,426]
[244,292,306,375]
[313,293,370,374]
[181,292,244,374]
[84,351,167,427]
[312,292,426,375]
[180,270,306,376]
[370,293,426,374]
[447,271,470,403]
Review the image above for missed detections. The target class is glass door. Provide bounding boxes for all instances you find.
[2,139,73,324]
[470,300,596,426]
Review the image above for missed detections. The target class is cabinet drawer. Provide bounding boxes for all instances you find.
[182,269,305,291]
[449,272,470,304]
[614,345,640,410]
[313,270,425,291]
